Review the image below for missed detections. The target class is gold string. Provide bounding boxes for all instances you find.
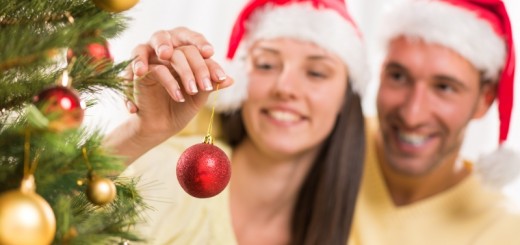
[29,151,41,175]
[23,128,31,177]
[205,83,220,141]
[82,147,93,171]
[23,128,41,177]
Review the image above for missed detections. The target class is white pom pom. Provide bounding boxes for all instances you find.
[475,146,520,189]
[206,58,249,113]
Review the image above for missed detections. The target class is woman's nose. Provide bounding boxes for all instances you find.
[272,65,301,99]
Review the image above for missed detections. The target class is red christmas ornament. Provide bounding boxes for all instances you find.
[67,41,113,71]
[33,86,85,132]
[85,42,112,61]
[177,139,231,198]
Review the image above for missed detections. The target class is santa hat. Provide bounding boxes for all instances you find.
[380,0,519,188]
[211,0,368,112]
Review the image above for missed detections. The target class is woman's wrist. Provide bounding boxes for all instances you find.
[103,114,175,165]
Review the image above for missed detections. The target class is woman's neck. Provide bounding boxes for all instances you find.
[229,138,317,244]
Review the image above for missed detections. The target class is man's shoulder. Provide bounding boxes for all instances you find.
[475,201,520,244]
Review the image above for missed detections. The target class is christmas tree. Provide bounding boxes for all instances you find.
[0,0,146,244]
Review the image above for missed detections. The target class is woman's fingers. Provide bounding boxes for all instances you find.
[167,27,214,58]
[131,44,154,77]
[175,46,213,92]
[205,59,233,89]
[149,30,175,61]
[171,48,199,95]
[145,64,185,102]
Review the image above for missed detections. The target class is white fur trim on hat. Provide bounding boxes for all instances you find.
[248,3,368,93]
[379,0,506,81]
[210,2,368,113]
[475,146,520,189]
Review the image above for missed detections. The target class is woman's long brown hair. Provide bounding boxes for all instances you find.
[220,82,365,245]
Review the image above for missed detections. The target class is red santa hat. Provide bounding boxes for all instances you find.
[380,0,518,188]
[212,0,368,112]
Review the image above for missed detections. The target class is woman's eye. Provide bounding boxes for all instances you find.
[308,70,326,78]
[255,62,274,70]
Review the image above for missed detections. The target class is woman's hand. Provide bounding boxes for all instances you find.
[104,27,233,164]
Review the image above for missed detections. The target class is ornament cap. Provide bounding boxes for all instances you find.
[57,71,72,88]
[20,175,36,194]
[204,135,214,144]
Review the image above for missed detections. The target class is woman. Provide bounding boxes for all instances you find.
[105,0,368,244]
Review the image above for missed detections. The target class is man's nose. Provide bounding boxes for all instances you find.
[398,83,431,127]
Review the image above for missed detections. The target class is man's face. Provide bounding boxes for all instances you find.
[376,37,495,176]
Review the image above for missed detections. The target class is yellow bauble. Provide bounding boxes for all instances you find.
[87,177,117,206]
[92,0,139,12]
[0,190,56,245]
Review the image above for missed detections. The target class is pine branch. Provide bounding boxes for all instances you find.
[0,1,146,243]
[1,2,127,72]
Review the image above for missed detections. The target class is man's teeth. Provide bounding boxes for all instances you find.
[398,132,428,146]
[268,110,300,122]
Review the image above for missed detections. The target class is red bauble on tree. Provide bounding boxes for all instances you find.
[177,137,231,198]
[33,85,85,132]
[67,41,113,71]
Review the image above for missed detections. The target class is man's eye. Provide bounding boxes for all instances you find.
[390,71,406,82]
[436,83,455,93]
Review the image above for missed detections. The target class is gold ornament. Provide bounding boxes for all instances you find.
[0,176,56,245]
[86,175,117,206]
[92,0,139,13]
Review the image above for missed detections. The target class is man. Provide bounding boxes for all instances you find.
[350,0,520,244]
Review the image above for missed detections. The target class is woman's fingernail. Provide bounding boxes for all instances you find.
[126,100,137,112]
[125,100,132,109]
[215,69,227,81]
[133,61,143,72]
[201,45,213,53]
[158,45,169,56]
[189,80,198,94]
[175,89,185,102]
[203,78,213,91]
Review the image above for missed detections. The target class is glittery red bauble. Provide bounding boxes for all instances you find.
[177,143,231,198]
[33,86,84,132]
[67,42,113,70]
